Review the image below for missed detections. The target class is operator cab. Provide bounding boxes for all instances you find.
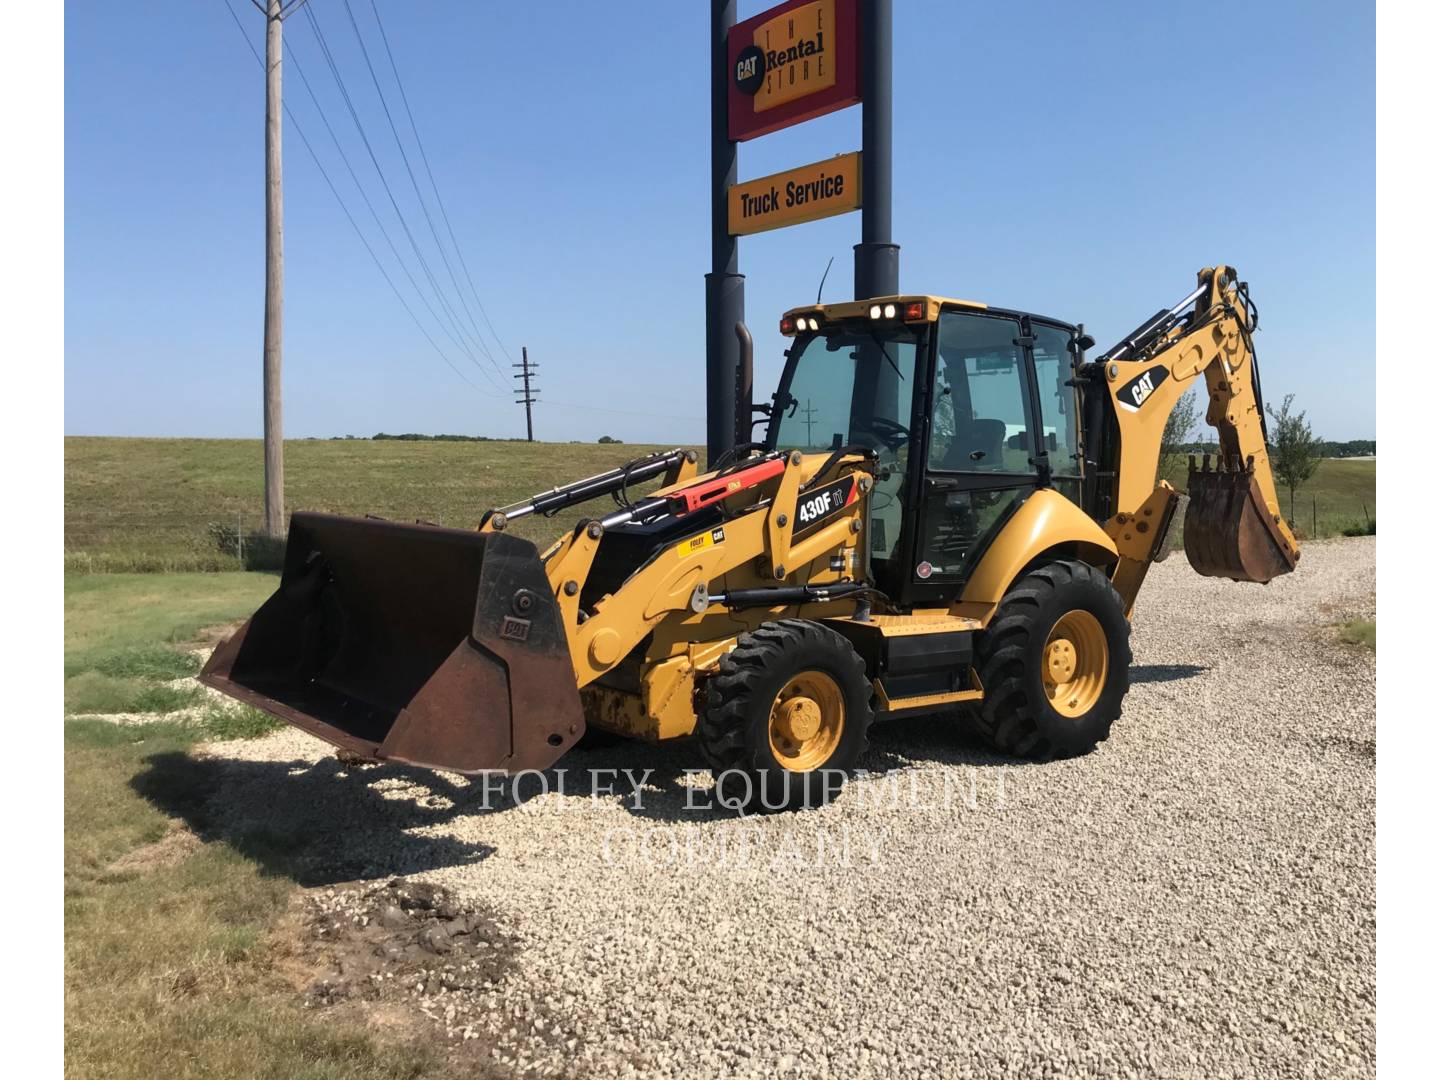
[767,295,1087,606]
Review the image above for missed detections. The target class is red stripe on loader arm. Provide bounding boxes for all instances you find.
[668,457,788,515]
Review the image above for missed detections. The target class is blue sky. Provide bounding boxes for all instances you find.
[64,0,1375,443]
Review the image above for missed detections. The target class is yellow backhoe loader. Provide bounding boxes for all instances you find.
[202,265,1298,809]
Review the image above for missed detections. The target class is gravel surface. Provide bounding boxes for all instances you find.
[193,536,1375,1078]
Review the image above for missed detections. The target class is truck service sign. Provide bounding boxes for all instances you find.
[727,0,860,142]
[728,152,862,236]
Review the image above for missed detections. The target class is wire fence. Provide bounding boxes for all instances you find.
[64,489,1376,576]
[63,508,496,573]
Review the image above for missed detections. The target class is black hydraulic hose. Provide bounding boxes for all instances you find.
[710,581,880,610]
[1236,282,1270,445]
[709,441,769,471]
[799,444,877,493]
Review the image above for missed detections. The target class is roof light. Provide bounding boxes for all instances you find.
[780,315,796,335]
[904,300,925,320]
[869,304,882,319]
[883,303,897,318]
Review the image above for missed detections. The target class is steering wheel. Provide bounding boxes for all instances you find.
[863,416,910,451]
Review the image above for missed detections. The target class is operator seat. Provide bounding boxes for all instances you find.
[942,418,1007,471]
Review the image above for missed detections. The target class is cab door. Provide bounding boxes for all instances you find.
[906,309,1041,602]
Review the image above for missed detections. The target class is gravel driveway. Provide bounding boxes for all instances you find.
[194,536,1375,1078]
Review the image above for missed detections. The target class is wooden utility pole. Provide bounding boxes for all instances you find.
[250,0,308,535]
[262,0,285,537]
[514,347,538,442]
[801,398,818,447]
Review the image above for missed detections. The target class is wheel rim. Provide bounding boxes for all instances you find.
[1042,610,1108,717]
[767,671,845,771]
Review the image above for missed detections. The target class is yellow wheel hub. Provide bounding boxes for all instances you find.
[768,671,845,772]
[1042,610,1108,717]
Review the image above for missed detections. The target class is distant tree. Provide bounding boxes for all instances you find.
[598,435,623,444]
[1265,394,1323,524]
[1159,386,1202,482]
[1315,439,1376,458]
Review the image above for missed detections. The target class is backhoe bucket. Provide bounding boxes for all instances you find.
[200,512,586,773]
[1183,457,1299,584]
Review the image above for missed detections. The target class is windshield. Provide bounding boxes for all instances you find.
[769,326,923,453]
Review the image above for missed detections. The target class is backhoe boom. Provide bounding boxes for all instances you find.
[1096,265,1299,605]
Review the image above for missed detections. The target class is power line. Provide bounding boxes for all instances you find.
[299,1,498,382]
[283,39,506,394]
[219,0,494,400]
[356,0,500,368]
[337,0,504,380]
[364,0,513,365]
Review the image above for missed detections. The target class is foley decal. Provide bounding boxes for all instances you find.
[677,526,726,559]
[793,474,858,538]
[1116,365,1170,412]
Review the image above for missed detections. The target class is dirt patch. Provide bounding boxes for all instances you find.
[106,822,203,875]
[1313,733,1377,764]
[192,623,244,650]
[267,878,553,1073]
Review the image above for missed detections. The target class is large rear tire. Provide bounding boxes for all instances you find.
[972,560,1131,760]
[697,620,873,812]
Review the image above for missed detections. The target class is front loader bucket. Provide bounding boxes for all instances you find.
[1184,456,1299,584]
[200,512,585,773]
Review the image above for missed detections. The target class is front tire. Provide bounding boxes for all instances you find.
[697,620,873,812]
[972,560,1131,759]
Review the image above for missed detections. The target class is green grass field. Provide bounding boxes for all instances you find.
[65,437,692,572]
[1159,455,1375,543]
[65,437,1374,572]
[64,572,283,727]
[64,573,441,1079]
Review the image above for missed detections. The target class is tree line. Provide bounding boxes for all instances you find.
[1161,387,1372,532]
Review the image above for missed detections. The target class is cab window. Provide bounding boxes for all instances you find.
[928,312,1034,475]
[1031,323,1082,504]
[913,311,1039,583]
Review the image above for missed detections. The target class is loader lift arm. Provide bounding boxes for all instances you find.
[1090,265,1299,609]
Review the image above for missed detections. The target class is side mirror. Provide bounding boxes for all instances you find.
[1072,333,1096,353]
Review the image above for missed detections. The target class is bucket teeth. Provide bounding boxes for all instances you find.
[1183,464,1298,583]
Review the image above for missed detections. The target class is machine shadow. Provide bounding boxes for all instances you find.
[1130,663,1210,684]
[860,710,1017,774]
[132,708,1024,883]
[132,750,499,887]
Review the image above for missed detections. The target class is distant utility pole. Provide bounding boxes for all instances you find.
[254,0,308,537]
[514,347,539,442]
[801,398,818,447]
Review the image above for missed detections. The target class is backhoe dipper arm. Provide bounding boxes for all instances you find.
[1096,265,1299,604]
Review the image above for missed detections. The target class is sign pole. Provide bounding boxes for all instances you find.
[706,0,744,466]
[853,0,897,301]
